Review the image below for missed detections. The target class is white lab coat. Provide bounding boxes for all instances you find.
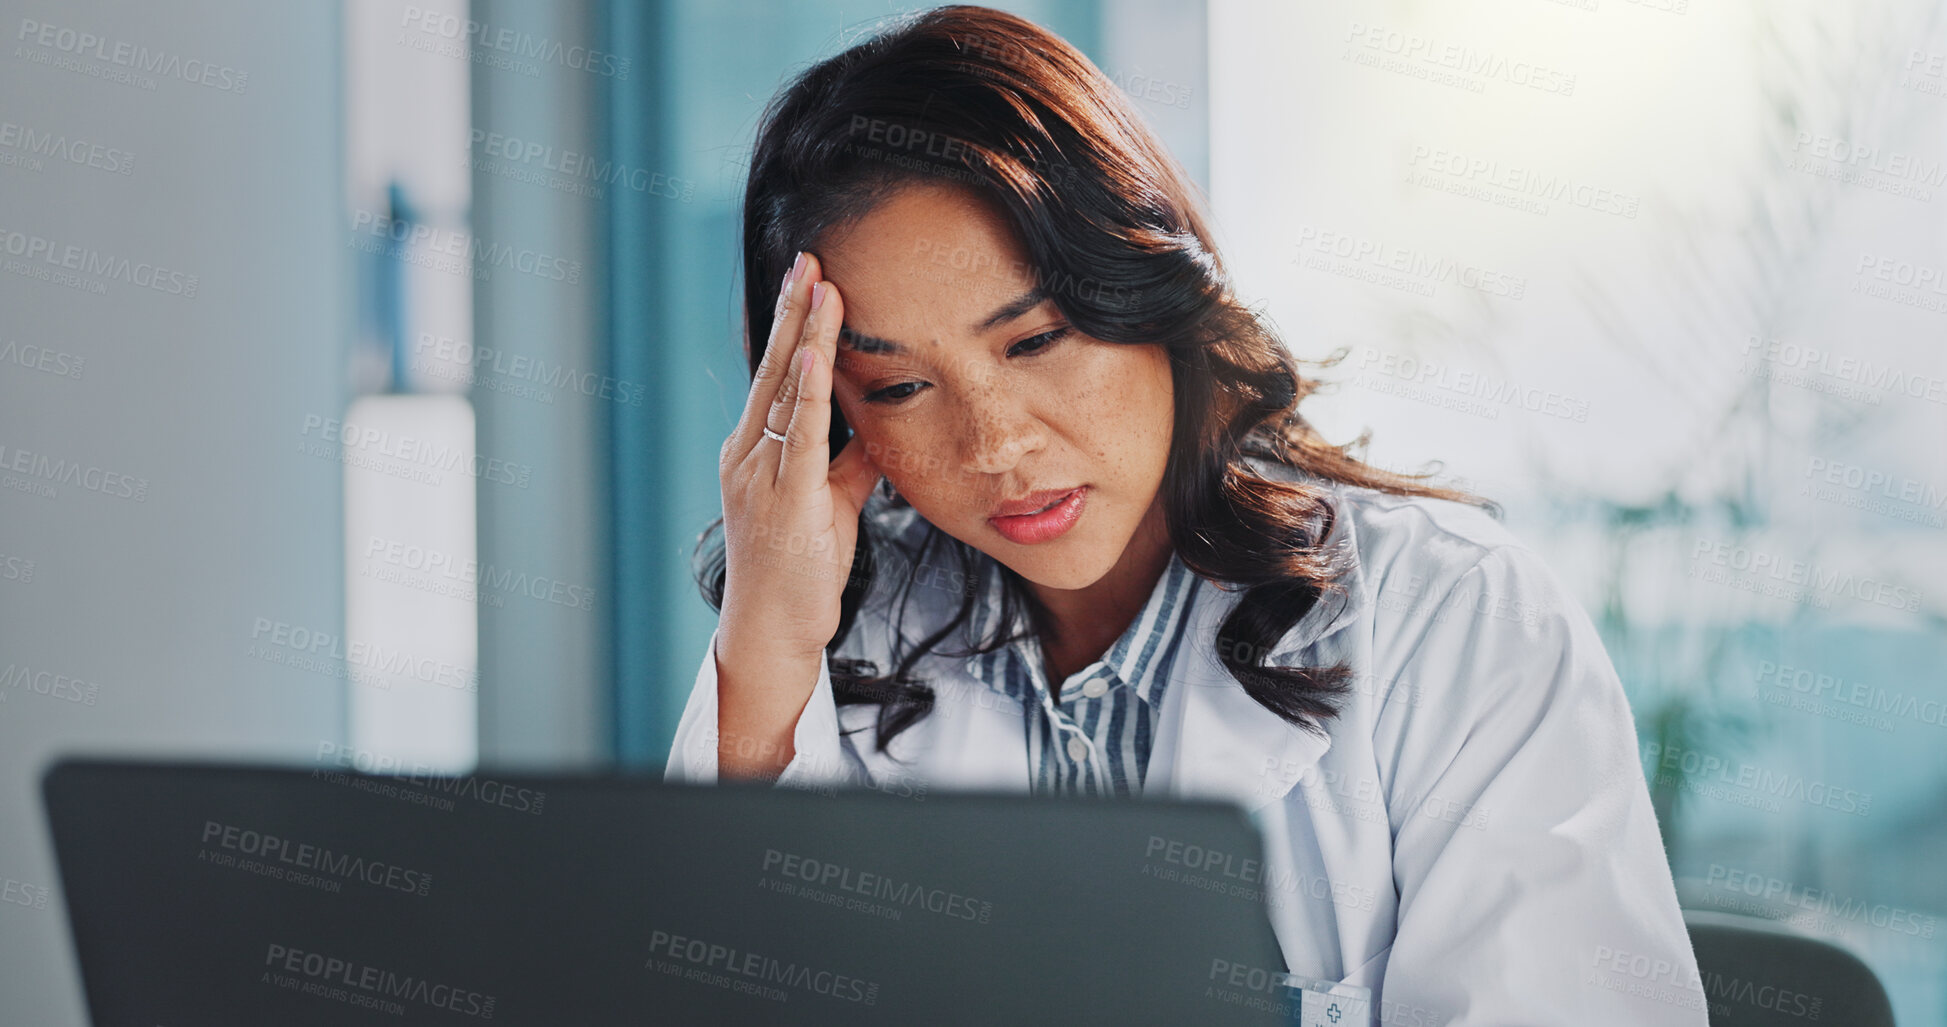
[666,465,1708,1026]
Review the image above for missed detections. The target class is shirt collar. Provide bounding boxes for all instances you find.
[1105,550,1199,708]
[962,549,1201,706]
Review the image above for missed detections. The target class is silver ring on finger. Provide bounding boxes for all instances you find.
[762,425,789,444]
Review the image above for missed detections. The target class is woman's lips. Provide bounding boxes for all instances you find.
[987,486,1087,545]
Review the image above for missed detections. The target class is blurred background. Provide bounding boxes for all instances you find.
[2,0,1942,1022]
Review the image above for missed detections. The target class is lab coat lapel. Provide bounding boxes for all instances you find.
[1150,585,1333,812]
[1150,481,1364,814]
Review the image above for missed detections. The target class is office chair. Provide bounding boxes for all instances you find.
[1684,908,1896,1026]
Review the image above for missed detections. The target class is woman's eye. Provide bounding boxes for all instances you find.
[1009,326,1071,358]
[865,381,924,404]
[862,327,1070,405]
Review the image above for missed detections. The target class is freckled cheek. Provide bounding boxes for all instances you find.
[902,433,982,510]
[839,406,980,511]
[1054,362,1163,448]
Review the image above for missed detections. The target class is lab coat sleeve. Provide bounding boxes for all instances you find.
[662,624,868,791]
[1371,546,1707,1026]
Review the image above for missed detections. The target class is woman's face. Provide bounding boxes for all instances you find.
[819,181,1174,591]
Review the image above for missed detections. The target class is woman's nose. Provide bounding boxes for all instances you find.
[958,393,1043,476]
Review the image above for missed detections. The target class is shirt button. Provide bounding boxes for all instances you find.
[1081,678,1108,699]
[1065,737,1090,762]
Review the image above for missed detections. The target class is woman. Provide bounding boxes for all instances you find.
[667,6,1706,1024]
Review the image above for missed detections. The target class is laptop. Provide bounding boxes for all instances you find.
[40,757,1349,1025]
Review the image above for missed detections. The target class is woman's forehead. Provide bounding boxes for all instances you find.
[835,266,1053,355]
[823,182,1029,284]
[824,189,1049,355]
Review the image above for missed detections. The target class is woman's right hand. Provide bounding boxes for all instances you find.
[714,252,883,776]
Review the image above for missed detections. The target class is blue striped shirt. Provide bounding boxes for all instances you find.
[962,550,1201,798]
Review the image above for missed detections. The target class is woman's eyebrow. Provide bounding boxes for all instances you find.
[837,286,1052,356]
[974,286,1050,331]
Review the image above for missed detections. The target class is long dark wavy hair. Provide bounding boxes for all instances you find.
[696,4,1496,753]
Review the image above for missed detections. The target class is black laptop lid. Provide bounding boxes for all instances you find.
[42,758,1294,1026]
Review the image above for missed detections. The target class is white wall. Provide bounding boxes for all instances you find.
[0,1,349,1021]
